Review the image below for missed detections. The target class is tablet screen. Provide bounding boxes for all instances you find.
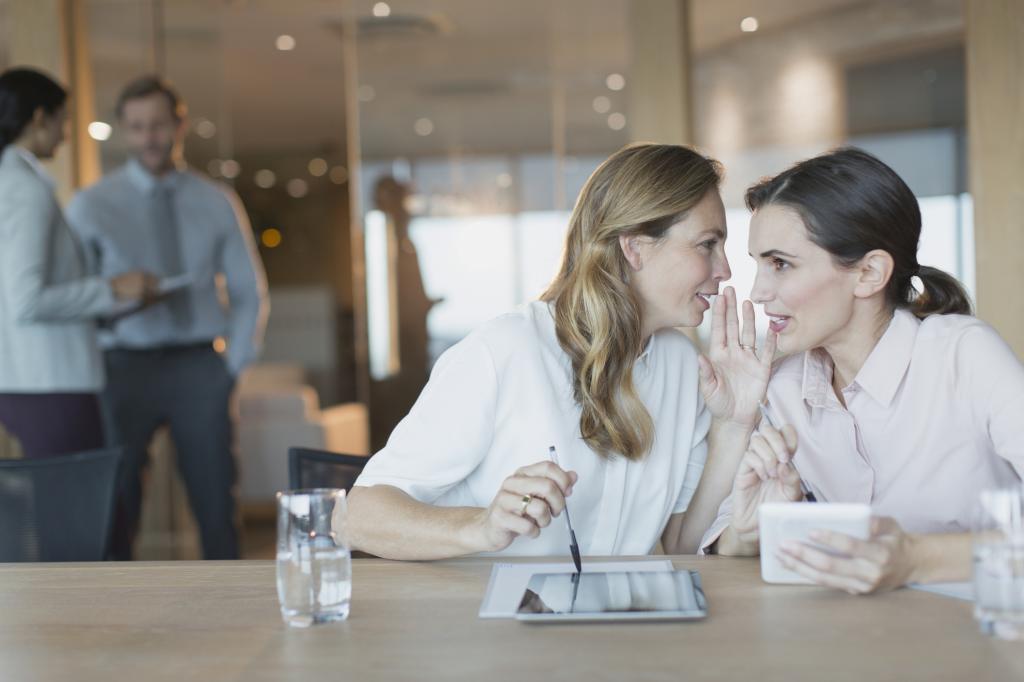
[515,570,707,622]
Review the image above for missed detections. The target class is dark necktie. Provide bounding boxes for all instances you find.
[150,183,193,328]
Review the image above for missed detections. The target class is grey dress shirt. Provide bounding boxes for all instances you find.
[67,159,269,375]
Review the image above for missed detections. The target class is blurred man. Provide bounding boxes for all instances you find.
[68,76,268,559]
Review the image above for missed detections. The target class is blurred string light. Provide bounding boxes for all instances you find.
[287,178,309,198]
[607,112,627,130]
[592,96,611,114]
[276,34,296,51]
[605,73,625,91]
[329,166,349,185]
[740,16,759,32]
[414,117,434,136]
[254,169,276,188]
[87,121,112,141]
[308,158,328,177]
[261,228,282,248]
[194,118,216,138]
[373,2,391,17]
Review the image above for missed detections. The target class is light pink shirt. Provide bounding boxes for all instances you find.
[700,309,1024,551]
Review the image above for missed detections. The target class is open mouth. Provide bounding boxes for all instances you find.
[695,292,717,309]
[767,314,791,333]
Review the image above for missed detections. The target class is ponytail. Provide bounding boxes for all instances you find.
[906,265,973,318]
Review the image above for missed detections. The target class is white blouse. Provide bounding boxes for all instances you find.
[355,300,710,556]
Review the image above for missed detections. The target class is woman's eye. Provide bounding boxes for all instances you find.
[772,257,790,271]
[700,239,718,250]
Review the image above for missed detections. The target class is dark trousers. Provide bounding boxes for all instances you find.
[0,392,104,458]
[102,345,239,560]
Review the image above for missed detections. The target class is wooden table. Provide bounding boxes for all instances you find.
[1,556,1020,681]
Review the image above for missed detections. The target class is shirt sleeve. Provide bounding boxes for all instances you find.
[958,323,1024,477]
[3,184,115,322]
[671,375,711,515]
[697,493,734,555]
[354,331,499,504]
[218,189,269,376]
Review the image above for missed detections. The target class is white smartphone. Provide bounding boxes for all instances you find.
[759,502,871,584]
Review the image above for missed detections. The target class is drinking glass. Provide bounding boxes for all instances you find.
[972,486,1024,640]
[276,489,351,627]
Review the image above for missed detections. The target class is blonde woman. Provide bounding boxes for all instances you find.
[348,144,775,559]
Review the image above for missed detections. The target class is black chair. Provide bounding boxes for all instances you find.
[0,447,121,562]
[287,447,368,491]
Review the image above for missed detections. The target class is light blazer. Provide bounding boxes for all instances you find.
[0,146,116,392]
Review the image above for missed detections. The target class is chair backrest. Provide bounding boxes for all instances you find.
[287,447,368,492]
[0,447,121,562]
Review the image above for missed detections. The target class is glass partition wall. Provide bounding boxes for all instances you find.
[348,0,634,447]
[76,0,972,461]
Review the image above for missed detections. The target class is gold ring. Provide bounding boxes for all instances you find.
[520,494,532,515]
[740,344,754,351]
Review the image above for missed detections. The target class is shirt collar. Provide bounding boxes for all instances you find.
[125,156,184,192]
[637,334,656,366]
[849,309,918,408]
[800,309,918,410]
[800,347,837,409]
[10,146,56,189]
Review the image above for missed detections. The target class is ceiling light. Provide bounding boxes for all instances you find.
[592,96,611,114]
[373,2,391,17]
[308,158,328,177]
[220,159,240,179]
[330,166,349,185]
[276,34,296,51]
[740,17,759,32]
[254,169,276,188]
[194,119,216,139]
[605,73,625,91]
[414,118,434,136]
[607,112,627,131]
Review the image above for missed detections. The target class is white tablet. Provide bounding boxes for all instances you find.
[515,570,708,623]
[759,503,871,584]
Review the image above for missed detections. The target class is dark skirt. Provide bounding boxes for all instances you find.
[0,393,105,458]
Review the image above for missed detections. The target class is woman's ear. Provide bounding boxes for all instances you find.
[619,234,644,271]
[29,107,47,129]
[853,249,894,299]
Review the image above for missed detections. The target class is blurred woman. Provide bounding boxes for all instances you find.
[705,148,1024,593]
[0,68,156,458]
[348,143,776,559]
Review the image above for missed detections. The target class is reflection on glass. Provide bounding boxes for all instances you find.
[519,570,707,616]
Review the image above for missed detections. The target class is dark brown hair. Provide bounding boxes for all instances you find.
[0,68,67,153]
[115,75,187,121]
[745,147,972,318]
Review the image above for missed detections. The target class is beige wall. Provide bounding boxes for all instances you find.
[8,0,99,203]
[966,0,1024,358]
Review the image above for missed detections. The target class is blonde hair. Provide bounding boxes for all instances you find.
[541,143,722,461]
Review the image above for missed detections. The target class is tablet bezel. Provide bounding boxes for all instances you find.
[514,569,708,623]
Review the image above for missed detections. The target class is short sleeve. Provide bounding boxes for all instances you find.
[354,331,499,503]
[958,323,1024,477]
